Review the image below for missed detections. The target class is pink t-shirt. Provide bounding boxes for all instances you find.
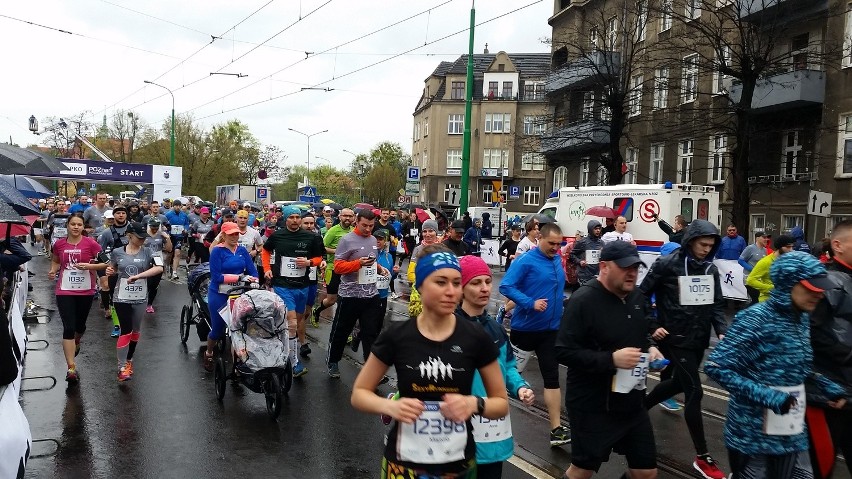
[53,236,102,296]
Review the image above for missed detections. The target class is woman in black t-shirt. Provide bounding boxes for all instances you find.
[351,244,508,478]
[498,225,522,271]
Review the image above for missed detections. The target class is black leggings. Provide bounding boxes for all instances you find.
[57,295,94,340]
[147,274,162,305]
[193,242,210,263]
[509,329,560,389]
[645,346,707,455]
[476,462,502,478]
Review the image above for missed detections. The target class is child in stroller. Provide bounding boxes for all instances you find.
[228,288,293,377]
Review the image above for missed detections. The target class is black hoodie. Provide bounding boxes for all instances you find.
[556,279,654,412]
[639,219,727,350]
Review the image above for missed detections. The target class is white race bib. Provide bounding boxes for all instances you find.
[612,353,649,393]
[585,249,601,265]
[218,303,231,325]
[280,257,306,278]
[308,266,318,281]
[678,275,715,305]
[60,268,91,291]
[410,229,418,236]
[116,277,147,301]
[170,225,185,235]
[53,227,67,238]
[398,401,467,464]
[764,384,806,436]
[358,263,377,284]
[376,273,391,290]
[471,413,512,443]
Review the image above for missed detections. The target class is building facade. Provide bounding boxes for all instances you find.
[543,0,852,245]
[412,51,551,214]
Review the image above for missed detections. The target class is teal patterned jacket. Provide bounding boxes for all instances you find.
[705,252,846,455]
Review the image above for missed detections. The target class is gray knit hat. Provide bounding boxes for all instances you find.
[422,219,439,232]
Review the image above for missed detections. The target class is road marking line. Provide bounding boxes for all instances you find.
[507,455,555,478]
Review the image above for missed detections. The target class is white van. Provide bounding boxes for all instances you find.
[538,183,721,257]
[119,190,137,201]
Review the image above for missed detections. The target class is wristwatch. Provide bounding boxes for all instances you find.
[475,396,485,416]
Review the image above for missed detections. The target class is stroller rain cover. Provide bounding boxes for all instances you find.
[229,289,289,371]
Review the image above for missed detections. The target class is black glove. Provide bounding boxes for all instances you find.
[779,394,798,414]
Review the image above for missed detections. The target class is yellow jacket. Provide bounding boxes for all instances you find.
[745,253,777,302]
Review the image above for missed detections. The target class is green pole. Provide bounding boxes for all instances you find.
[170,108,175,166]
[460,2,475,215]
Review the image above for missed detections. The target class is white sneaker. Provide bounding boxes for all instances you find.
[171,273,179,280]
[390,293,398,300]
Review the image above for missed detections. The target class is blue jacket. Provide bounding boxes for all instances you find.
[705,252,846,456]
[717,234,747,260]
[791,226,811,254]
[499,246,565,331]
[455,307,529,465]
[463,227,482,254]
[376,249,394,299]
[165,210,191,230]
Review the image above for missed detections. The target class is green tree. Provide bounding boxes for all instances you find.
[363,163,404,207]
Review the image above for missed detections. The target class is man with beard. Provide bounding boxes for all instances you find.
[83,193,111,235]
[311,208,354,324]
[443,220,470,257]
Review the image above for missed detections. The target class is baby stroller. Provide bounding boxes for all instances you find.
[214,286,292,420]
[179,263,212,344]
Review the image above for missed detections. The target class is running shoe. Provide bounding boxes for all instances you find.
[146,305,155,314]
[203,352,214,372]
[550,425,571,447]
[693,454,725,479]
[350,331,361,352]
[390,292,398,300]
[117,365,132,382]
[310,305,321,328]
[111,325,120,338]
[293,362,308,378]
[65,367,79,384]
[123,360,134,378]
[171,273,179,280]
[37,250,44,256]
[659,398,682,412]
[327,362,340,379]
[299,343,311,358]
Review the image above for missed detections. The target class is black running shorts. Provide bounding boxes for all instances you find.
[569,408,657,472]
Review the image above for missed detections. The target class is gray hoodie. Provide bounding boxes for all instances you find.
[570,220,605,284]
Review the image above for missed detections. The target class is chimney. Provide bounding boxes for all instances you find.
[484,43,489,54]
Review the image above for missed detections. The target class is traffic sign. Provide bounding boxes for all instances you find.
[299,195,318,203]
[302,186,317,197]
[808,190,832,217]
[508,185,520,199]
[407,166,420,182]
[257,187,268,199]
[448,188,461,207]
[90,183,96,190]
[397,195,412,203]
[398,188,405,196]
[405,181,420,195]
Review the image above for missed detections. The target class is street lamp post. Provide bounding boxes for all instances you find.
[288,128,328,188]
[143,80,175,166]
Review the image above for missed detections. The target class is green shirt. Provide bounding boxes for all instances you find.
[322,224,351,264]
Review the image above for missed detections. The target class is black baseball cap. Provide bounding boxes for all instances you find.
[373,229,389,239]
[112,205,127,213]
[773,234,795,250]
[451,220,466,233]
[126,222,148,239]
[600,241,646,268]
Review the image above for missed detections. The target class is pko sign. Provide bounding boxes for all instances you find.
[56,159,154,183]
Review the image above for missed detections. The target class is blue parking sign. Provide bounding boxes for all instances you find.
[407,167,420,181]
[257,187,267,199]
[509,185,520,199]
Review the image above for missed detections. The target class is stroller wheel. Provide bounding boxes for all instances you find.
[281,364,293,395]
[214,358,226,402]
[180,306,191,344]
[265,374,283,420]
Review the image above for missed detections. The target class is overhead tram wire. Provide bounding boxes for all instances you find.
[195,0,544,120]
[186,0,453,114]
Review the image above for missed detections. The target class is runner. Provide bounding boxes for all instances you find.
[298,213,326,359]
[98,205,131,336]
[142,218,172,313]
[190,207,214,263]
[311,208,354,326]
[406,219,440,321]
[105,222,163,382]
[165,199,190,280]
[351,243,508,478]
[47,214,108,383]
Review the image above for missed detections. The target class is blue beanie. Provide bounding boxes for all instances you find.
[282,206,301,218]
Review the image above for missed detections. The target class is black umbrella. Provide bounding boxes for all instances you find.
[0,201,30,238]
[0,175,53,198]
[523,213,555,224]
[0,179,40,216]
[0,143,67,174]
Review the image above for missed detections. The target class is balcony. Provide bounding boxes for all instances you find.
[546,51,621,95]
[739,0,828,25]
[728,69,824,113]
[748,171,818,184]
[541,119,610,156]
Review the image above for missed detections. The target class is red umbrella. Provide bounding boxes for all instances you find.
[414,208,435,222]
[585,206,618,218]
[353,203,374,210]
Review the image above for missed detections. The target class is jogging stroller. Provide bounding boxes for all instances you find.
[214,287,292,419]
[179,262,212,343]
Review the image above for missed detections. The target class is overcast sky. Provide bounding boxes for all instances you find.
[1,0,553,173]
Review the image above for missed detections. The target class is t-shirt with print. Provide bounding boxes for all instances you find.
[322,224,351,264]
[334,231,379,299]
[110,245,155,304]
[263,227,325,289]
[237,227,263,253]
[371,317,499,472]
[144,230,169,257]
[53,237,102,296]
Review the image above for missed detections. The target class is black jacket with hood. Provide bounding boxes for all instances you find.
[556,279,654,412]
[570,220,605,284]
[809,258,852,408]
[639,219,727,350]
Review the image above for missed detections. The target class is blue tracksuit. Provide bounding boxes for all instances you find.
[499,246,565,331]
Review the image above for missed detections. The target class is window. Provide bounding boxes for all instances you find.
[487,81,499,97]
[839,115,852,175]
[678,139,694,183]
[625,148,638,184]
[521,152,546,171]
[446,149,462,168]
[451,81,465,100]
[697,199,710,220]
[424,118,429,137]
[485,113,511,133]
[681,54,698,103]
[553,166,569,190]
[685,0,701,20]
[523,186,541,206]
[422,150,429,170]
[713,46,731,94]
[606,16,618,50]
[597,164,608,185]
[523,82,545,100]
[523,115,546,135]
[590,27,599,49]
[653,67,669,109]
[751,214,766,237]
[782,215,804,233]
[629,74,643,117]
[661,0,672,32]
[483,149,508,168]
[782,130,807,175]
[580,160,590,186]
[636,0,648,42]
[600,92,612,121]
[444,183,460,203]
[482,184,493,203]
[413,122,421,141]
[844,4,852,67]
[583,92,595,120]
[650,143,664,183]
[681,198,694,222]
[709,135,726,184]
[790,33,809,71]
[613,197,634,222]
[448,114,464,134]
[501,81,513,98]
